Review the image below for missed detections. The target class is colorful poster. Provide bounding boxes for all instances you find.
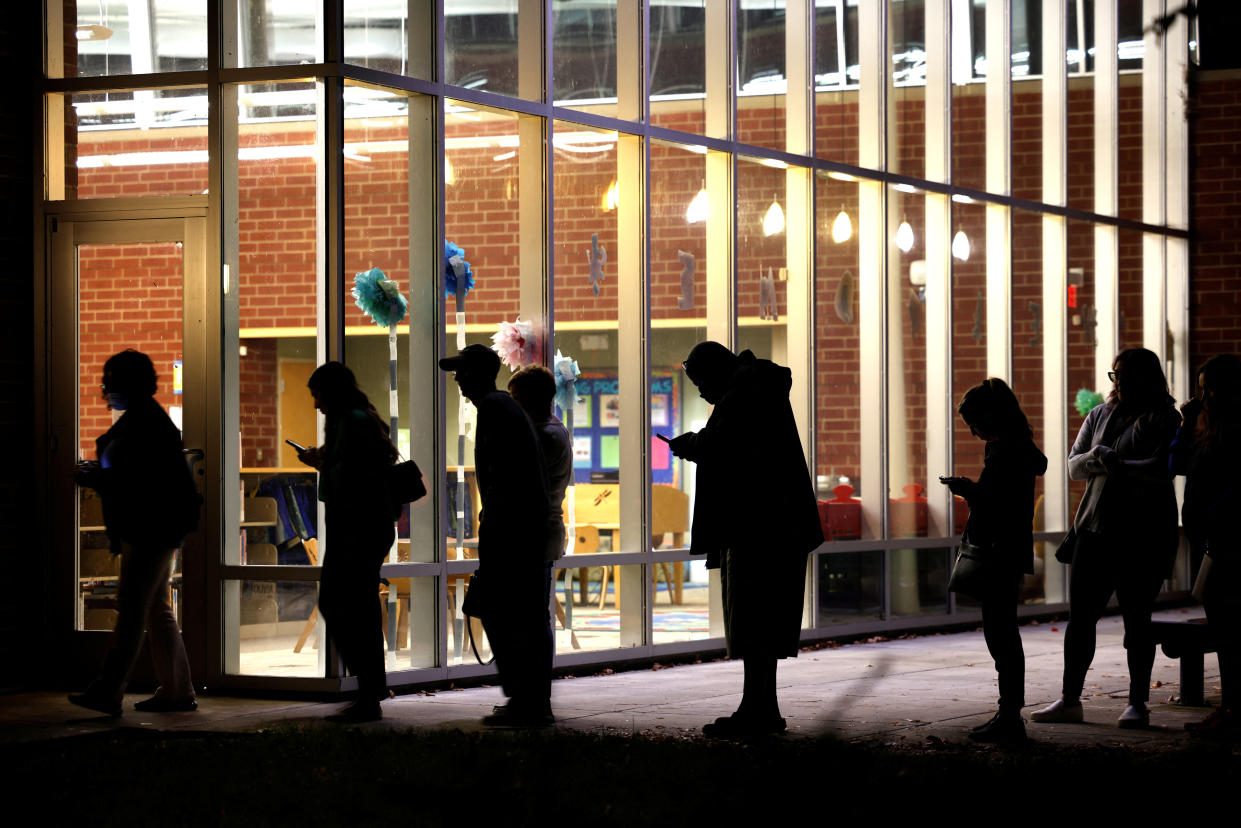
[650,394,669,427]
[600,434,620,467]
[651,435,670,470]
[573,436,592,468]
[600,394,620,427]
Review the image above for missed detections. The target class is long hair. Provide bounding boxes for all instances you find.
[1108,347,1173,414]
[958,378,1033,440]
[307,361,397,462]
[103,349,158,398]
[1197,353,1241,452]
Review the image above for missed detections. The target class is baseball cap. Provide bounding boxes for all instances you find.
[438,343,501,378]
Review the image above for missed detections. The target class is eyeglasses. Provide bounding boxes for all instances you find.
[1108,371,1121,382]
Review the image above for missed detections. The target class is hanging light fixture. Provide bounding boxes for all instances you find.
[895,217,914,253]
[686,183,710,224]
[831,205,852,243]
[445,157,456,186]
[601,179,620,212]
[762,193,785,237]
[952,228,971,261]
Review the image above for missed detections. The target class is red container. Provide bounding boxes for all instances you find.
[889,483,928,538]
[819,484,861,540]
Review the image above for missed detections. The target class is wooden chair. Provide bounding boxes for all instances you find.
[241,543,279,625]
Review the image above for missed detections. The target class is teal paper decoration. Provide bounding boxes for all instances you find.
[352,267,408,328]
[553,349,581,414]
[1074,388,1104,417]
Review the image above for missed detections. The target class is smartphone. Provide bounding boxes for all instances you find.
[285,439,308,453]
[656,434,672,444]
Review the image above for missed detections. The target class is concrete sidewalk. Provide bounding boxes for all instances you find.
[0,607,1230,749]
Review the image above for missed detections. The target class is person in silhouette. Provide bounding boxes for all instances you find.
[668,341,824,738]
[1171,353,1241,734]
[1032,348,1180,729]
[296,361,399,722]
[941,379,1047,743]
[69,350,200,716]
[509,365,572,561]
[440,345,553,726]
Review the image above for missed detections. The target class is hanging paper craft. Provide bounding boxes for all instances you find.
[677,250,696,310]
[553,349,581,415]
[352,267,408,328]
[492,317,536,371]
[1074,388,1104,417]
[1027,301,1042,346]
[972,290,984,341]
[834,270,855,324]
[445,241,475,297]
[759,267,779,321]
[587,233,607,296]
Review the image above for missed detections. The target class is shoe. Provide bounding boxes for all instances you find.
[969,712,1027,744]
[1030,699,1084,724]
[482,703,554,728]
[970,710,1002,733]
[702,712,787,739]
[1185,707,1237,735]
[134,696,197,713]
[326,701,382,723]
[68,692,122,717]
[1117,703,1150,729]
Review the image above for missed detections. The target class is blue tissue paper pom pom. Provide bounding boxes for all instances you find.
[352,267,408,328]
[445,241,475,297]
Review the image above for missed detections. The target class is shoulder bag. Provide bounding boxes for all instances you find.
[948,535,990,601]
[388,459,428,506]
[460,571,496,665]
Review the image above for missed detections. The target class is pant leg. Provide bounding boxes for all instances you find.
[1115,565,1164,704]
[1204,585,1240,710]
[484,561,553,711]
[1061,537,1120,699]
[319,518,391,701]
[142,549,195,700]
[980,574,1025,712]
[93,544,174,704]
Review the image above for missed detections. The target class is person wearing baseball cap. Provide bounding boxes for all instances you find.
[440,344,554,726]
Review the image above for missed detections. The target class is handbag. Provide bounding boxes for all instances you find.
[388,459,428,506]
[1054,526,1077,565]
[948,536,991,600]
[460,572,495,665]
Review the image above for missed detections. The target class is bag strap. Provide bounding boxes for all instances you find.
[465,614,494,665]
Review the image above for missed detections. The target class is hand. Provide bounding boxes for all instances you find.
[1181,397,1203,420]
[74,460,101,488]
[297,446,323,470]
[939,476,970,496]
[667,433,694,460]
[1100,449,1123,474]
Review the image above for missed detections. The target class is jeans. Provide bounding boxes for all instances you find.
[482,561,554,712]
[980,574,1025,712]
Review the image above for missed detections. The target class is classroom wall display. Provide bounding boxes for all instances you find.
[562,373,679,484]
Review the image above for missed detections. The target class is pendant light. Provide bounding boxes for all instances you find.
[952,228,971,261]
[762,193,785,237]
[831,205,853,243]
[895,217,914,252]
[686,182,710,224]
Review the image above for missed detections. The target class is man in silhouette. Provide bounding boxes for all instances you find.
[669,341,824,738]
[440,344,553,725]
[509,365,572,561]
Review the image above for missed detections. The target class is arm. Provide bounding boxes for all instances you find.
[1067,407,1112,481]
[1113,409,1180,482]
[1168,401,1201,476]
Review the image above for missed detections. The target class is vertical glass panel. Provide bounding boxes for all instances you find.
[1118,0,1144,71]
[815,0,860,166]
[385,575,438,669]
[230,1,319,67]
[651,559,713,646]
[76,240,185,630]
[650,1,706,135]
[553,0,618,110]
[344,2,410,73]
[737,156,787,358]
[343,84,412,564]
[226,579,323,677]
[1011,208,1053,605]
[1012,0,1044,203]
[737,0,786,151]
[814,171,863,538]
[888,546,952,617]
[950,199,988,533]
[888,0,926,180]
[951,0,987,192]
[1065,217,1096,520]
[1117,74,1143,221]
[887,183,928,539]
[235,82,320,568]
[1065,0,1094,75]
[1066,10,1095,213]
[61,0,208,76]
[818,550,883,625]
[445,0,525,99]
[50,88,209,201]
[1118,227,1143,351]
[555,563,646,653]
[449,571,489,666]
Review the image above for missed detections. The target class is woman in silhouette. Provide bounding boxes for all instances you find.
[942,379,1047,743]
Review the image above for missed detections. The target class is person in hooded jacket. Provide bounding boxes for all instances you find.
[69,350,201,717]
[668,341,824,738]
[1032,347,1181,729]
[941,378,1047,743]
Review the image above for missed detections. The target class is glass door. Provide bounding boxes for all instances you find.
[48,212,211,681]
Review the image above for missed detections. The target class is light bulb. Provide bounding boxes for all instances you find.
[952,229,971,261]
[445,157,455,186]
[686,187,710,224]
[602,179,620,212]
[762,197,785,236]
[831,209,852,243]
[895,220,914,253]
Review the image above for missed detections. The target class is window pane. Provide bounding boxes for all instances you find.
[344,2,412,74]
[889,547,952,617]
[889,0,926,181]
[951,0,987,192]
[1118,228,1143,350]
[52,88,208,201]
[555,563,646,652]
[446,1,528,99]
[950,199,988,534]
[737,156,788,360]
[61,0,207,76]
[224,580,323,677]
[818,550,883,625]
[650,1,706,135]
[1066,217,1096,520]
[815,0,859,166]
[229,1,317,67]
[737,2,786,151]
[1013,0,1044,203]
[1066,12,1095,214]
[554,0,618,108]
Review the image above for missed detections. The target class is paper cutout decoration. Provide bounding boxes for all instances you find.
[1074,388,1104,417]
[445,241,474,297]
[834,270,855,324]
[759,267,779,321]
[492,317,536,371]
[972,290,983,341]
[587,233,607,296]
[352,267,408,328]
[1028,300,1042,346]
[677,249,696,310]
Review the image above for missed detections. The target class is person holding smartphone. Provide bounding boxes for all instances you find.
[941,379,1047,743]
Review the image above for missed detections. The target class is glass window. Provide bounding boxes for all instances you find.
[60,0,208,76]
[737,2,786,151]
[951,0,987,192]
[950,198,988,532]
[889,547,952,618]
[889,0,926,181]
[225,579,323,677]
[1012,0,1045,203]
[553,0,618,109]
[650,1,706,135]
[1066,217,1096,520]
[50,88,209,201]
[1066,9,1095,214]
[736,156,787,356]
[815,0,860,166]
[1118,227,1143,350]
[446,0,532,100]
[229,1,318,67]
[344,2,414,74]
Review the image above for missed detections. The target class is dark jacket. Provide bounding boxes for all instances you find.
[677,350,824,567]
[474,390,552,564]
[1069,399,1180,568]
[317,407,399,521]
[955,436,1048,574]
[1170,412,1241,556]
[92,397,199,553]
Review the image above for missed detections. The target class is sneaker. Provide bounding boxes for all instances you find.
[68,692,122,717]
[1030,699,1084,724]
[702,712,787,739]
[969,712,1027,744]
[133,696,198,713]
[1117,703,1150,729]
[1184,707,1236,735]
[326,701,382,723]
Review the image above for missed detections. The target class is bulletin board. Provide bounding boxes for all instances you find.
[558,372,679,485]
